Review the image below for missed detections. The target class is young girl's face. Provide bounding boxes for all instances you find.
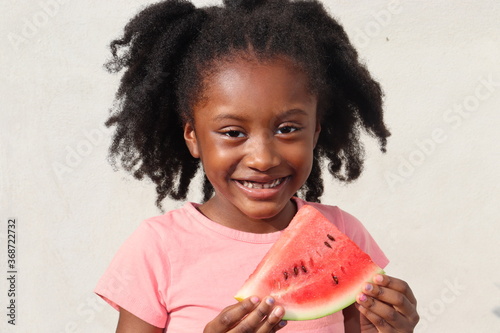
[184,55,320,232]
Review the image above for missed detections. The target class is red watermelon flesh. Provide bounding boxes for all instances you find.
[234,205,384,321]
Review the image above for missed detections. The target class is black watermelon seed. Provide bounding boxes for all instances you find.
[294,266,299,275]
[327,234,336,241]
[301,265,307,273]
[324,241,332,248]
[283,271,288,280]
[332,275,339,284]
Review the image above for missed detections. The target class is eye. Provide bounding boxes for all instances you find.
[222,130,245,138]
[276,125,300,134]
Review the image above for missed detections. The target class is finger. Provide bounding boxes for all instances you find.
[362,281,417,322]
[236,297,281,333]
[210,296,260,330]
[356,291,417,331]
[255,304,287,333]
[355,302,394,333]
[373,274,417,305]
[274,319,288,332]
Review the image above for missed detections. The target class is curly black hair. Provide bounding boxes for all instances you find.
[104,0,390,209]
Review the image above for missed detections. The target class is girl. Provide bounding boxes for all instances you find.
[95,0,419,331]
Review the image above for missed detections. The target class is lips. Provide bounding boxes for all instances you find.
[237,177,287,189]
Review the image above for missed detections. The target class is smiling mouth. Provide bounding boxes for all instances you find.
[237,177,287,189]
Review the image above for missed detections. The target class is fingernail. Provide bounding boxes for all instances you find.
[273,306,284,316]
[250,296,260,304]
[374,275,383,283]
[279,320,287,327]
[364,283,373,292]
[266,297,275,305]
[359,293,367,302]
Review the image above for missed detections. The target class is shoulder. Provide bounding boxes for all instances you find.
[137,202,197,234]
[106,202,200,264]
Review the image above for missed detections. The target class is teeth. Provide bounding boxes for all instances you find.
[240,178,284,189]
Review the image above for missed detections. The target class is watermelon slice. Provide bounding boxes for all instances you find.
[234,205,384,321]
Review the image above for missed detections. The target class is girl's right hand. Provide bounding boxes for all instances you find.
[203,296,287,333]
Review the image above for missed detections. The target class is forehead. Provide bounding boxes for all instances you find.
[197,54,316,106]
[189,53,317,126]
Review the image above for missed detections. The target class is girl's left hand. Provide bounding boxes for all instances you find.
[355,274,419,332]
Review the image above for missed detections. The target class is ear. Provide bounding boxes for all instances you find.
[184,122,200,158]
[313,121,321,148]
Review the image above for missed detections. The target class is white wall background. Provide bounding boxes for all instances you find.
[1,0,499,332]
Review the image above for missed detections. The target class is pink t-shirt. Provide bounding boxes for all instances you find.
[95,198,389,332]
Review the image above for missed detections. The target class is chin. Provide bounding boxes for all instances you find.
[241,201,289,220]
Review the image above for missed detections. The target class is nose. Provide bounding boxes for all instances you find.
[244,135,281,172]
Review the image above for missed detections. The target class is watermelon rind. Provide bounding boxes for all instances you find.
[235,266,385,321]
[234,205,385,321]
[277,267,385,321]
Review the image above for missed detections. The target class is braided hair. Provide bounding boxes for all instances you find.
[105,0,390,209]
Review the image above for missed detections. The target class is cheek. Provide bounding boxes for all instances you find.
[201,143,239,175]
[283,142,315,171]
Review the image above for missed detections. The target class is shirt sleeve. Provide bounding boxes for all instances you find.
[94,219,170,328]
[338,209,390,269]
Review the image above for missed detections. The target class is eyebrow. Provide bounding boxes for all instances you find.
[213,109,309,122]
[278,108,309,119]
[213,113,246,122]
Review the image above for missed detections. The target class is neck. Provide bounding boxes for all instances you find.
[197,197,297,234]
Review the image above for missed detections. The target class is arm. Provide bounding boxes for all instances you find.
[116,297,287,333]
[116,307,163,333]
